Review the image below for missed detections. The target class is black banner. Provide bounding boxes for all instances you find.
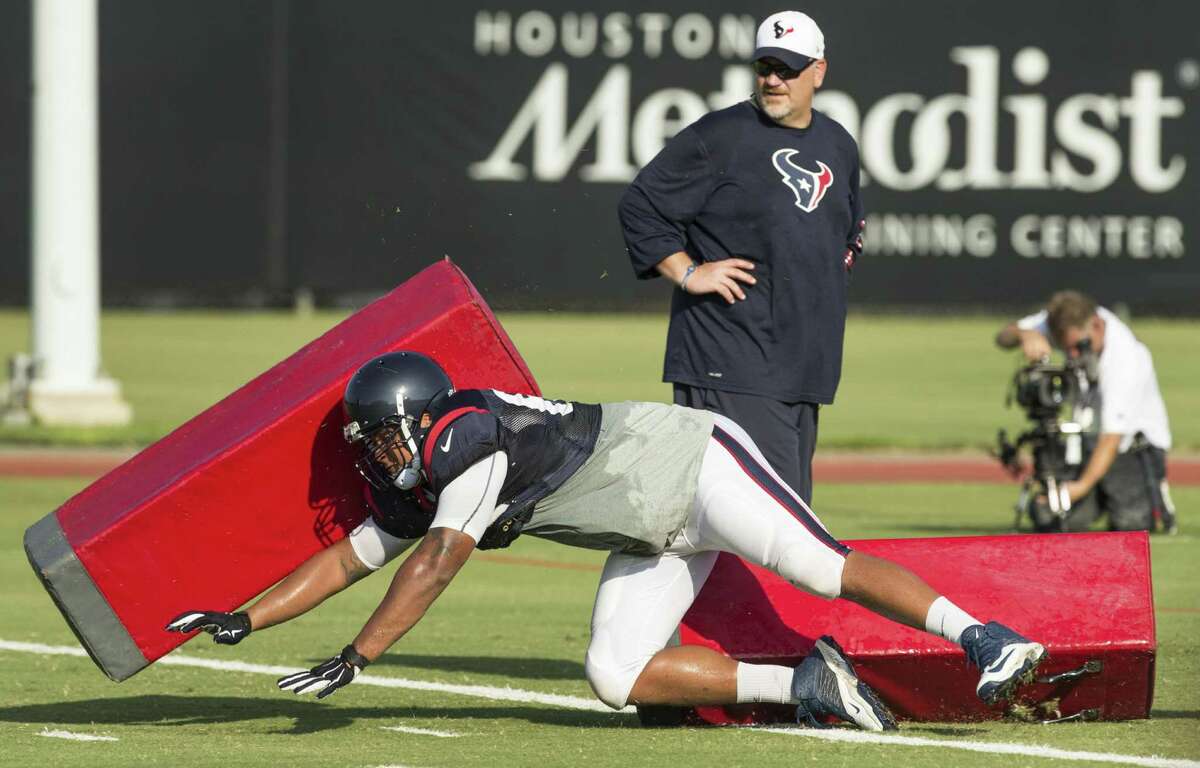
[2,1,1198,312]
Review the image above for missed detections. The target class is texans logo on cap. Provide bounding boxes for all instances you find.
[755,11,825,64]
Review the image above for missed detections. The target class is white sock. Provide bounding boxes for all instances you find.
[924,596,982,645]
[736,662,795,704]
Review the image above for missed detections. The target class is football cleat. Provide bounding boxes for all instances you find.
[961,621,1046,705]
[792,636,898,731]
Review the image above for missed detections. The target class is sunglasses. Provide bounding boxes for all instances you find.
[752,58,815,80]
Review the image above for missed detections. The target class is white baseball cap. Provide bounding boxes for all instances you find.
[753,11,825,70]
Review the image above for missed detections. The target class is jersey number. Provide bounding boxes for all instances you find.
[492,390,574,415]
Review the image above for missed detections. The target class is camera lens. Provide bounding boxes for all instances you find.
[1045,374,1063,405]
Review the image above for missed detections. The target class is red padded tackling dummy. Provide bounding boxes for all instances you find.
[24,260,539,681]
[670,532,1154,724]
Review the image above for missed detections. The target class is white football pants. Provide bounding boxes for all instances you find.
[584,413,849,710]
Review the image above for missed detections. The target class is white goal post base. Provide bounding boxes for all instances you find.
[27,378,132,427]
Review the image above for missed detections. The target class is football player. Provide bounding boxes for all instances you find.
[168,351,1044,730]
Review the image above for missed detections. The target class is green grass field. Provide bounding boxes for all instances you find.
[1,309,1198,451]
[0,309,1190,451]
[2,478,1197,766]
[2,310,1198,765]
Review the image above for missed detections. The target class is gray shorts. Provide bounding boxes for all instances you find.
[527,401,715,555]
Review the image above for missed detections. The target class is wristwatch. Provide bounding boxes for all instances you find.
[679,263,699,292]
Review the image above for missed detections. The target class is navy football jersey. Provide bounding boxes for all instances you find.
[373,389,602,549]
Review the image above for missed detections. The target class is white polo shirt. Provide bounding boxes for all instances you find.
[1017,307,1172,453]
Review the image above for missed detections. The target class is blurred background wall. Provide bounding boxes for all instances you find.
[1,0,1197,312]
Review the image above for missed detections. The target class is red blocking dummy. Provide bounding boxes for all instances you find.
[25,260,539,681]
[662,532,1154,724]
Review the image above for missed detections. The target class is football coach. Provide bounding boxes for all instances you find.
[619,10,865,505]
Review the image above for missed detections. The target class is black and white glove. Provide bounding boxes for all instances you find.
[165,610,252,645]
[276,645,370,699]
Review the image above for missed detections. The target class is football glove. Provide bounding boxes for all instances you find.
[276,645,370,699]
[165,610,251,645]
[844,218,865,270]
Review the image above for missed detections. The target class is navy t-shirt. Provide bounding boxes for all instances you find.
[619,101,863,404]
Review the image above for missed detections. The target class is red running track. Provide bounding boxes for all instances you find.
[2,447,1198,484]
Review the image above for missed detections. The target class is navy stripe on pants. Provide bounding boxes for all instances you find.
[711,426,850,556]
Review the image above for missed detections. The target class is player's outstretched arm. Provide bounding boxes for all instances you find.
[166,536,373,644]
[276,526,475,699]
[246,536,375,631]
[352,526,475,660]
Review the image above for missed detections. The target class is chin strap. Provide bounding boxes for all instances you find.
[392,392,424,489]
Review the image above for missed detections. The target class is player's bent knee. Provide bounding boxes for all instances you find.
[585,632,646,710]
[777,541,845,600]
[585,652,638,710]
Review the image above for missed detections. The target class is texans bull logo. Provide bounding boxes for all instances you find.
[772,149,833,213]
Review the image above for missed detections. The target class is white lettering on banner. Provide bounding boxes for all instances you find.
[637,13,671,58]
[514,11,556,57]
[1004,48,1052,188]
[474,11,511,56]
[602,13,633,58]
[475,11,756,60]
[1051,94,1122,192]
[562,12,598,58]
[937,47,1006,190]
[1010,215,1184,259]
[853,46,1186,193]
[1124,72,1187,192]
[859,93,938,190]
[468,64,636,182]
[468,64,751,181]
[717,14,754,59]
[868,214,998,258]
[469,33,1189,194]
[865,213,1184,259]
[673,13,714,60]
[1007,53,1064,187]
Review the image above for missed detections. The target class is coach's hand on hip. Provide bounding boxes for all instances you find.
[656,251,757,304]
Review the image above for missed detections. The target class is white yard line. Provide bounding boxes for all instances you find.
[0,639,614,713]
[380,725,462,738]
[756,727,1200,768]
[3,638,1196,768]
[37,728,118,742]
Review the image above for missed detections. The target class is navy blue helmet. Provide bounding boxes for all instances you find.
[342,351,453,490]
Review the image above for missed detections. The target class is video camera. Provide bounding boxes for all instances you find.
[995,341,1099,532]
[1012,364,1080,420]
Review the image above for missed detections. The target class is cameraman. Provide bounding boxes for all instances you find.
[995,290,1176,533]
